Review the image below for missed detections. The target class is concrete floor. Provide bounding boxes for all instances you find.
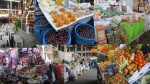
[68,68,97,84]
[132,31,150,44]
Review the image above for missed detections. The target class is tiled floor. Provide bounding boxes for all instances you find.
[68,67,97,84]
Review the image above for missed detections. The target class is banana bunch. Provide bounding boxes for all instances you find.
[118,59,129,73]
[107,50,115,59]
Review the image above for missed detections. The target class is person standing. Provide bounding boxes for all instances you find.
[69,67,76,82]
[89,60,92,69]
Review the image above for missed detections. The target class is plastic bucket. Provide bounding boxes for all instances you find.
[34,16,52,44]
[42,29,71,45]
[73,35,95,45]
[34,27,49,44]
[139,19,145,34]
[75,39,94,45]
[132,22,140,39]
[34,16,51,30]
[121,23,135,44]
[73,23,95,45]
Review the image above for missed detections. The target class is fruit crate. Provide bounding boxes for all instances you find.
[139,63,150,76]
[128,63,150,84]
[128,70,139,84]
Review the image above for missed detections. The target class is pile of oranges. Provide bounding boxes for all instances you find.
[131,50,147,70]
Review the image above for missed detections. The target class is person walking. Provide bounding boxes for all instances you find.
[89,60,92,69]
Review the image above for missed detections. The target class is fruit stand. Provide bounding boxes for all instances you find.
[97,44,150,84]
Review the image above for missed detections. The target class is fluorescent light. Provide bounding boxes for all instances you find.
[0,50,4,52]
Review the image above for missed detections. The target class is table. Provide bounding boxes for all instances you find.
[0,40,7,48]
[0,32,5,40]
[13,35,23,48]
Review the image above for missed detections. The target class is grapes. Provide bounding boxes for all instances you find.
[76,25,94,39]
[45,29,69,44]
[35,18,48,25]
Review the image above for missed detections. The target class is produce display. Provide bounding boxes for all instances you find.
[98,54,108,62]
[37,0,94,30]
[105,73,129,84]
[45,29,69,44]
[76,25,95,39]
[98,44,150,84]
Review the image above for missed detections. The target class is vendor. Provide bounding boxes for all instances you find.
[69,67,76,82]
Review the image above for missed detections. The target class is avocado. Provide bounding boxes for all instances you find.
[125,74,131,79]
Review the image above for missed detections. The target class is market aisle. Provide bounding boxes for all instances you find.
[69,67,97,84]
[132,31,150,44]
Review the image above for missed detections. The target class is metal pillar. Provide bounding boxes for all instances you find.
[81,45,83,56]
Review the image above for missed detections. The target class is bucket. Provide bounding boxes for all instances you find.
[34,16,51,30]
[73,23,95,45]
[34,16,51,44]
[139,19,145,34]
[42,29,71,45]
[34,28,49,44]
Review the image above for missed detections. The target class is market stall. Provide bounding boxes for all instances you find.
[0,0,95,47]
[97,44,150,84]
[94,0,150,44]
[33,0,95,45]
[0,47,67,84]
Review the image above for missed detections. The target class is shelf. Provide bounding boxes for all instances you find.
[0,9,18,11]
[2,0,21,2]
[0,14,9,17]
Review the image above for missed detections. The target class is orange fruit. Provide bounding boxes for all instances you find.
[135,58,138,61]
[138,63,143,67]
[141,54,144,57]
[143,60,147,65]
[138,56,142,59]
[138,66,142,70]
[124,68,128,74]
[135,61,138,65]
[126,65,133,70]
[139,59,143,63]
